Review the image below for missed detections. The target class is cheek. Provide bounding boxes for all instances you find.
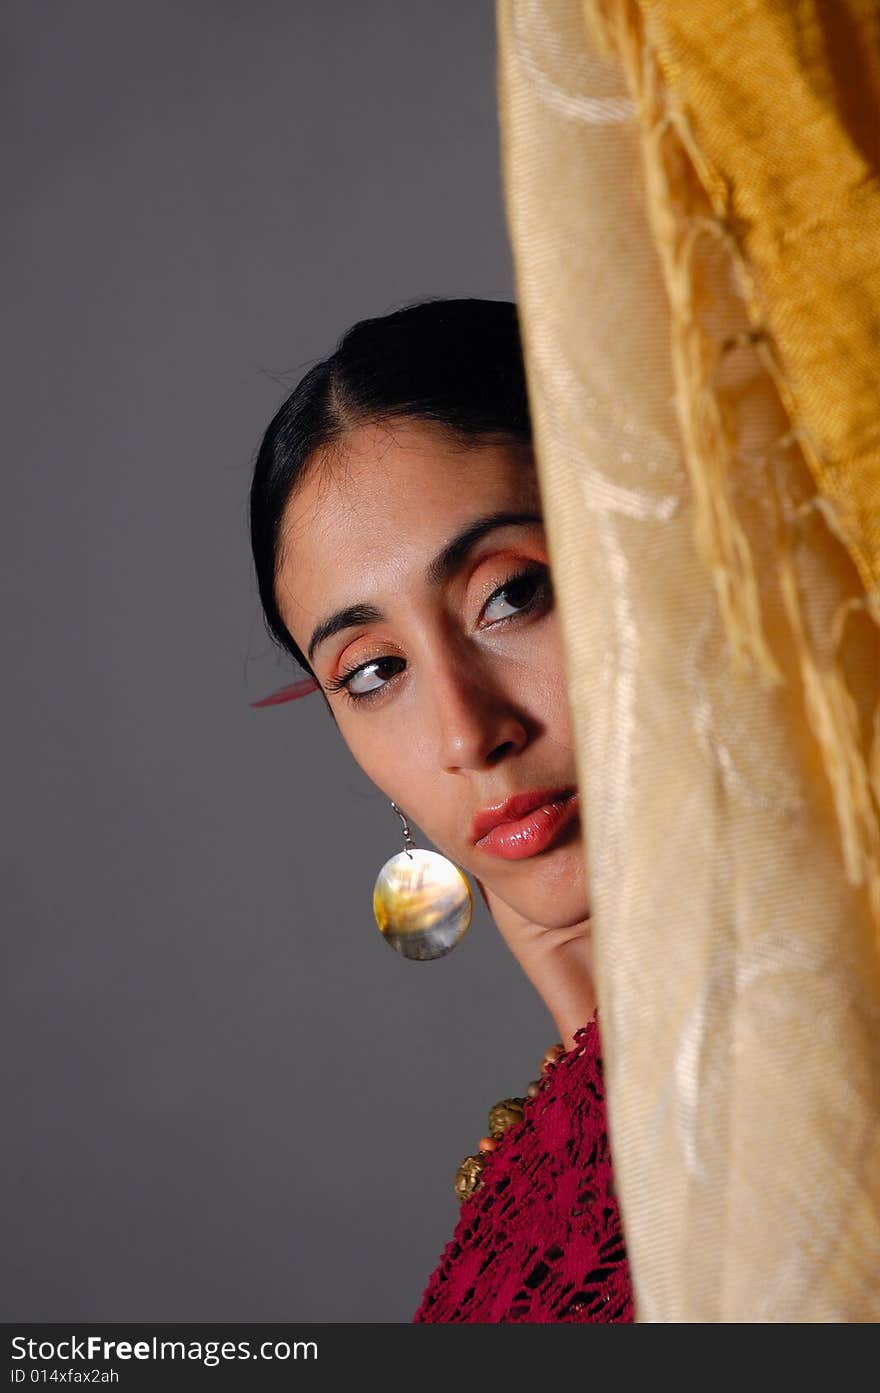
[531,619,576,745]
[550,678,576,748]
[335,712,428,820]
[337,718,462,865]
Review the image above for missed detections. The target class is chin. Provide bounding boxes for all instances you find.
[489,841,591,929]
[519,893,592,932]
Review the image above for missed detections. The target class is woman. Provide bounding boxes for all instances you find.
[249,297,634,1322]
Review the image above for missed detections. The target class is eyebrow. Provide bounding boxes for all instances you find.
[306,509,544,665]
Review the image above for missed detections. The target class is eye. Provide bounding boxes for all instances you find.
[325,653,406,701]
[324,564,552,706]
[343,651,406,696]
[480,564,551,625]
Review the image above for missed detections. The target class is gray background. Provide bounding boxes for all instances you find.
[2,1,553,1321]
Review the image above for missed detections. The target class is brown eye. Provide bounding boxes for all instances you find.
[325,565,552,710]
[325,654,405,704]
[481,565,551,625]
[345,654,405,698]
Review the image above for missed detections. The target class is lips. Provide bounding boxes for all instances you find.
[472,788,581,862]
[471,786,578,844]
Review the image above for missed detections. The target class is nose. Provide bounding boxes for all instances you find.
[430,649,529,773]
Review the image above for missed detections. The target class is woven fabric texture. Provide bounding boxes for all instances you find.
[496,0,880,1319]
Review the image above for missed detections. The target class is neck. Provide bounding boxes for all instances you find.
[475,880,596,1050]
[518,919,596,1051]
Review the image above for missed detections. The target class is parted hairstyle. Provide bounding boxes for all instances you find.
[249,297,533,680]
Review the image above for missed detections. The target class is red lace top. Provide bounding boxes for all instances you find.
[413,1014,634,1322]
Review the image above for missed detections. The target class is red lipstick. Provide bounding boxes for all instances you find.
[471,787,580,861]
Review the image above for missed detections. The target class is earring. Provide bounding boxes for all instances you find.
[372,802,472,961]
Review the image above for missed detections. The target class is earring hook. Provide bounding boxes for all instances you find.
[390,801,416,859]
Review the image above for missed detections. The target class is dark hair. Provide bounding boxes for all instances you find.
[249,297,532,678]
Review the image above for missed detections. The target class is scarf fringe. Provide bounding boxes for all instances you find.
[582,0,880,938]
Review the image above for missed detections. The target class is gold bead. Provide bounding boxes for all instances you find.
[487,1097,526,1136]
[453,1052,561,1208]
[454,1153,486,1204]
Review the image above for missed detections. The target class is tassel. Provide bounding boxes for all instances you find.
[581,0,880,940]
[773,479,880,928]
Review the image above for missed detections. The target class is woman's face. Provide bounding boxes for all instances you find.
[275,418,590,929]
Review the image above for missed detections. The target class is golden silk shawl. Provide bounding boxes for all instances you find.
[496,0,880,1320]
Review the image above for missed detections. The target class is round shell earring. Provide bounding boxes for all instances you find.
[372,802,473,961]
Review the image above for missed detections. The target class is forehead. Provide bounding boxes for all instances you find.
[276,420,540,624]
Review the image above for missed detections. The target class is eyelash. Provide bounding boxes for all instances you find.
[324,564,552,708]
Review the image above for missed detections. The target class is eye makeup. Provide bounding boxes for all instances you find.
[323,562,552,707]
